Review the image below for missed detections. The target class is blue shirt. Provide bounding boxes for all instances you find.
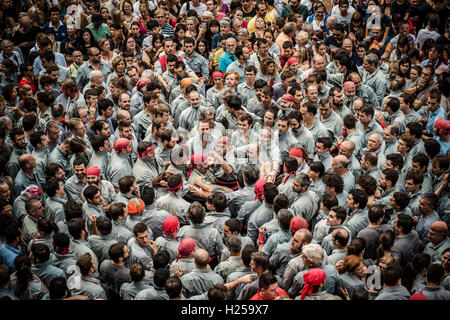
[426,107,447,135]
[218,51,237,73]
[0,244,21,272]
[33,53,67,76]
[435,136,450,155]
[43,21,67,42]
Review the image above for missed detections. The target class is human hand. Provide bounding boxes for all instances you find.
[86,214,97,224]
[337,285,350,300]
[173,264,184,278]
[258,226,266,235]
[148,240,157,252]
[239,273,257,284]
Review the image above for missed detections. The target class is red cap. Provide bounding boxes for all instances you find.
[287,57,299,66]
[86,166,101,176]
[289,147,303,158]
[434,119,450,135]
[281,94,295,102]
[113,138,131,153]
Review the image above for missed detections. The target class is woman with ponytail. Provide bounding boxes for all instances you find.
[335,255,368,299]
[377,230,395,261]
[402,253,432,294]
[27,218,59,253]
[9,255,47,300]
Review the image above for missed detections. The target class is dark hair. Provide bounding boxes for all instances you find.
[368,205,385,224]
[13,255,33,296]
[259,272,277,291]
[382,264,403,286]
[427,264,445,284]
[323,173,344,194]
[96,216,112,236]
[396,214,414,234]
[109,242,125,263]
[64,200,83,223]
[382,168,399,186]
[377,230,395,259]
[309,161,325,178]
[392,192,410,211]
[347,238,366,256]
[322,194,339,211]
[68,218,85,240]
[43,177,61,197]
[31,243,51,264]
[241,244,257,267]
[83,185,99,202]
[425,139,441,159]
[130,262,145,282]
[49,277,69,299]
[165,276,182,299]
[224,218,242,234]
[330,206,347,224]
[357,175,377,196]
[402,253,432,291]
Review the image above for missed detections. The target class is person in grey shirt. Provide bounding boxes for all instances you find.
[226,244,257,300]
[178,202,225,260]
[109,203,134,245]
[51,232,77,277]
[69,252,107,300]
[423,221,450,263]
[237,251,284,300]
[99,243,132,298]
[181,249,224,298]
[214,235,242,282]
[357,205,393,261]
[65,156,88,203]
[88,216,119,264]
[247,183,279,244]
[345,189,369,239]
[375,264,410,300]
[327,228,349,267]
[227,165,259,218]
[135,268,171,300]
[420,264,450,300]
[68,218,99,275]
[44,178,67,224]
[120,262,152,300]
[288,174,320,224]
[392,214,420,267]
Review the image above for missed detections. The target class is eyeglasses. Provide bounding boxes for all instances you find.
[155,15,165,19]
[311,37,319,41]
[242,0,250,2]
[91,52,101,57]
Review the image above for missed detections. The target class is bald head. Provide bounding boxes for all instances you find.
[312,55,326,70]
[194,249,210,268]
[340,140,355,159]
[332,155,349,175]
[368,132,383,152]
[116,109,131,122]
[332,228,349,247]
[295,229,312,243]
[18,154,34,170]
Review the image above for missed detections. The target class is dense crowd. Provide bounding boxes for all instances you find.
[0,0,449,301]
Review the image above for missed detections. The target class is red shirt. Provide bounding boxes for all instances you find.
[250,288,288,300]
[19,78,37,95]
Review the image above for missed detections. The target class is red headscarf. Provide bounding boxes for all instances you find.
[177,238,196,261]
[163,216,179,240]
[254,179,267,201]
[283,164,296,184]
[166,178,183,198]
[300,268,327,300]
[289,147,303,158]
[113,138,131,154]
[86,166,101,176]
[187,153,208,178]
[290,217,308,233]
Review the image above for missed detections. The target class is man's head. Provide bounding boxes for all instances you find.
[301,243,325,268]
[326,206,347,226]
[367,133,382,152]
[346,189,368,212]
[331,155,349,176]
[83,185,102,206]
[427,221,448,246]
[258,272,279,300]
[26,199,44,220]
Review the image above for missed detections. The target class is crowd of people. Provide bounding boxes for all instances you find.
[0,0,449,301]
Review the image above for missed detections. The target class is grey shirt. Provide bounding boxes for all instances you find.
[181,268,224,298]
